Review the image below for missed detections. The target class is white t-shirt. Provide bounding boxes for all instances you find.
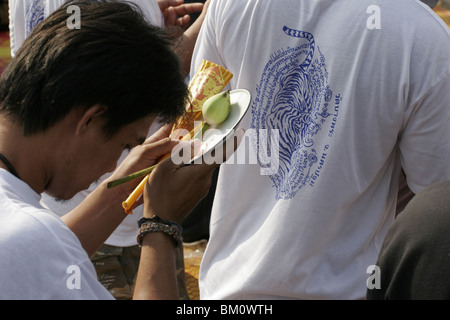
[8,0,163,247]
[0,170,113,299]
[8,0,163,57]
[191,0,450,299]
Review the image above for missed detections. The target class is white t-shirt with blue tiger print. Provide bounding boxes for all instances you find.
[191,0,450,300]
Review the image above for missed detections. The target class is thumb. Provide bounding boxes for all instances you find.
[145,123,173,144]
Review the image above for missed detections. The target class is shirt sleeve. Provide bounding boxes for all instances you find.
[399,75,450,193]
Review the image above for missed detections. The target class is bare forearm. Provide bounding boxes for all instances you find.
[178,7,208,76]
[133,232,179,300]
[178,32,195,77]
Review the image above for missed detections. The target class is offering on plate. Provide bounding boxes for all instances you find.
[110,60,234,214]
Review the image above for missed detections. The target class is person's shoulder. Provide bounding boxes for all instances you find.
[4,206,78,257]
[0,172,82,255]
[0,206,83,299]
[402,0,450,37]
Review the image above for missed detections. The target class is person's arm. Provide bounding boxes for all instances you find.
[63,121,243,299]
[61,125,178,256]
[133,232,179,299]
[158,0,210,76]
[132,129,244,299]
[178,0,210,76]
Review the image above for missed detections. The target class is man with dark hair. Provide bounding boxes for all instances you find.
[2,0,187,138]
[0,0,228,299]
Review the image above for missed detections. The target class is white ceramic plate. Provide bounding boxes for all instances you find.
[189,89,251,164]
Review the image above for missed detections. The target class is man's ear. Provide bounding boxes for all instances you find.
[75,104,108,136]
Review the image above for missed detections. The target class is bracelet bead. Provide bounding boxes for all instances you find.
[136,215,183,246]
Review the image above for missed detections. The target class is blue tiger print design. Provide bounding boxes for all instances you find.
[251,26,340,200]
[25,1,46,38]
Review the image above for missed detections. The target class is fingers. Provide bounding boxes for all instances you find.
[178,15,192,29]
[162,2,204,28]
[142,129,244,222]
[110,136,179,183]
[140,137,179,163]
[157,0,183,11]
[165,7,189,28]
[145,151,215,222]
[144,123,173,145]
[164,6,178,27]
[168,2,204,15]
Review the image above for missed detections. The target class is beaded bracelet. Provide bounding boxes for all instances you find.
[136,215,183,247]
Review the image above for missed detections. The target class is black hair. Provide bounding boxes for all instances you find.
[0,0,188,138]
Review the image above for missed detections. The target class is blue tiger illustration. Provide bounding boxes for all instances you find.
[25,1,46,38]
[251,27,336,200]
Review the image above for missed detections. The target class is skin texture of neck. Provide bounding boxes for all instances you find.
[0,113,59,194]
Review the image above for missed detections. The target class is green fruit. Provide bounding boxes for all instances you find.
[202,90,231,125]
